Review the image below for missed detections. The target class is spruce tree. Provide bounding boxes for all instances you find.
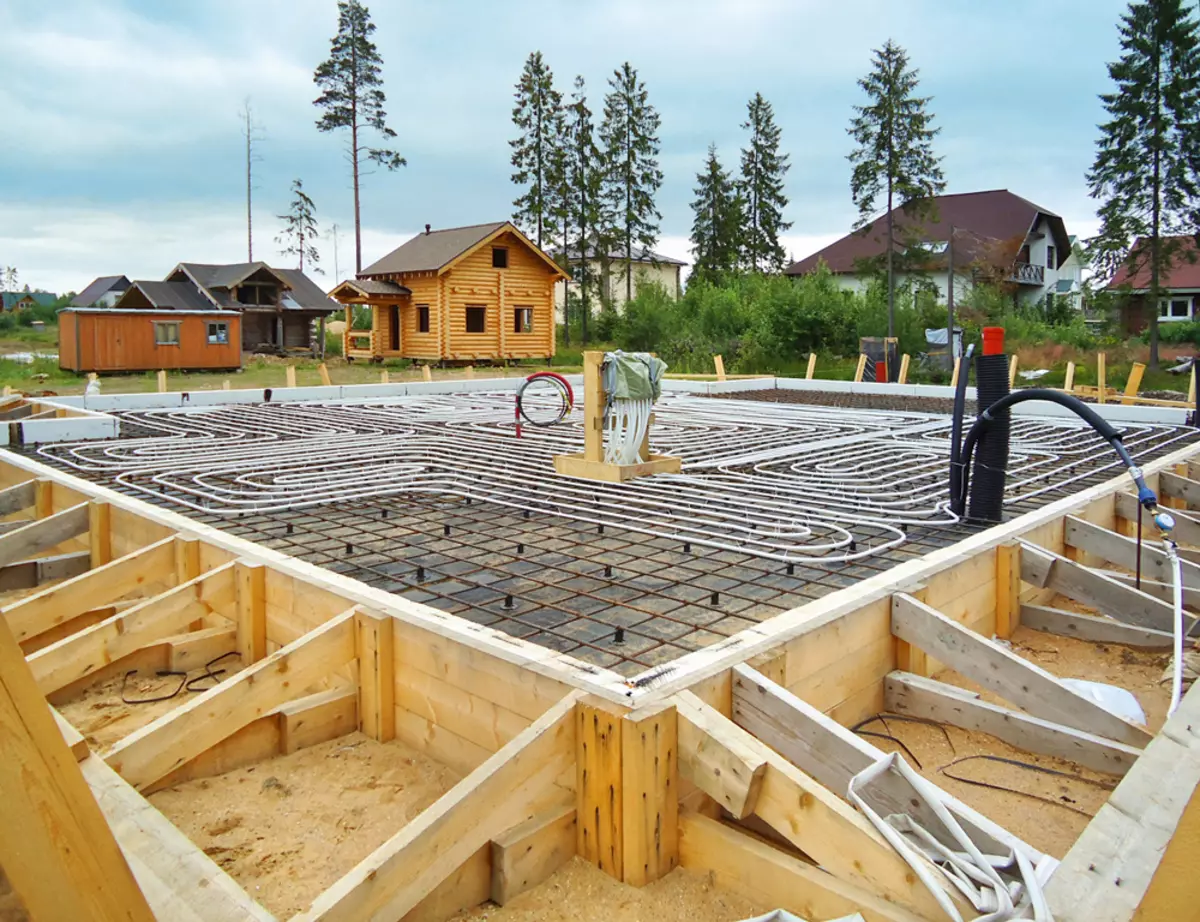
[511,52,564,249]
[600,62,663,305]
[313,0,405,275]
[276,179,322,274]
[564,76,606,344]
[690,144,742,283]
[848,40,945,338]
[1089,0,1200,368]
[739,93,791,273]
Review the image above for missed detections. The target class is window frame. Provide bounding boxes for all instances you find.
[1158,296,1194,322]
[465,305,487,333]
[492,247,509,269]
[1046,245,1056,269]
[206,321,229,345]
[416,304,430,334]
[513,306,533,334]
[153,320,181,346]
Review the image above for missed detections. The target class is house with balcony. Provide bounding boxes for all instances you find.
[1105,235,1200,334]
[784,190,1074,310]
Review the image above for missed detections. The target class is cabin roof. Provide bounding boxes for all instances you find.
[360,222,510,276]
[115,281,215,312]
[331,278,413,299]
[71,275,131,306]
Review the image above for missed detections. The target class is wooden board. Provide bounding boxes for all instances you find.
[0,501,89,567]
[490,805,576,904]
[1019,603,1175,649]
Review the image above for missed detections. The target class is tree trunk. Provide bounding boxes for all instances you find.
[246,108,253,262]
[886,178,895,340]
[1149,35,1163,370]
[351,42,362,276]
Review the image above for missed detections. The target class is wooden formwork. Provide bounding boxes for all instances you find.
[3,443,1200,921]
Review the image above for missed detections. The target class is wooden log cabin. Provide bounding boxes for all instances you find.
[330,222,566,363]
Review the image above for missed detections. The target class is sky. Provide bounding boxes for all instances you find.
[0,0,1134,295]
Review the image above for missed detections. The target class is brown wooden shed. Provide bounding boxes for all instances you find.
[58,308,242,373]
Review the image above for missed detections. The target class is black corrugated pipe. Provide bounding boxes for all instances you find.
[966,352,1012,522]
[951,388,1160,517]
[947,343,976,512]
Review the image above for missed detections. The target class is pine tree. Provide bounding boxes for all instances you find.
[848,40,945,338]
[739,94,791,273]
[599,62,663,305]
[690,145,742,283]
[313,0,405,275]
[511,52,564,249]
[563,76,607,344]
[276,179,322,274]
[2,267,17,292]
[1089,0,1200,368]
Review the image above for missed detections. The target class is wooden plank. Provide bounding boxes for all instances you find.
[0,479,36,517]
[1097,351,1107,404]
[676,691,766,820]
[356,608,396,742]
[0,549,89,592]
[279,685,358,754]
[897,353,910,385]
[1161,470,1200,510]
[166,626,239,671]
[298,692,580,922]
[1020,540,1181,632]
[854,353,867,382]
[27,561,237,695]
[235,560,267,664]
[575,699,624,878]
[713,354,726,382]
[886,671,1142,776]
[34,478,53,518]
[805,352,817,380]
[995,543,1021,638]
[490,805,576,905]
[2,536,175,644]
[1020,603,1175,649]
[1122,362,1146,404]
[1087,564,1200,612]
[621,705,678,886]
[0,599,155,922]
[892,593,1152,747]
[404,845,490,922]
[54,706,89,761]
[1063,361,1076,393]
[89,499,112,569]
[1065,514,1200,590]
[105,607,358,790]
[1008,353,1019,388]
[678,813,928,922]
[0,500,88,568]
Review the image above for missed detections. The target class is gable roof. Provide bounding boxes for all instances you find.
[359,221,566,279]
[71,275,131,306]
[556,244,687,267]
[273,268,341,311]
[1107,236,1200,290]
[785,190,1072,276]
[2,291,58,309]
[329,279,413,300]
[114,281,217,311]
[161,262,336,312]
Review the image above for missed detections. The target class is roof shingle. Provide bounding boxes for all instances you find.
[360,222,509,276]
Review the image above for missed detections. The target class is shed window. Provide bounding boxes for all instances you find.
[465,305,486,333]
[206,322,229,345]
[154,321,180,345]
[492,247,508,269]
[417,304,430,333]
[513,307,533,334]
[1160,297,1194,321]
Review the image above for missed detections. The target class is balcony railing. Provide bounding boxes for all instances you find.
[1011,262,1045,285]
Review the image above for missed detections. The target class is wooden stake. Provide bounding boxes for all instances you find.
[87,500,112,570]
[285,365,297,388]
[713,354,726,382]
[234,561,267,665]
[853,353,868,383]
[950,356,961,389]
[318,362,332,386]
[465,365,475,379]
[582,351,604,464]
[222,379,231,391]
[1063,361,1075,394]
[34,477,53,519]
[1190,363,1197,406]
[1122,362,1146,405]
[156,369,167,393]
[1008,354,1019,388]
[1097,352,1107,404]
[994,543,1022,639]
[805,352,817,380]
[422,365,433,382]
[897,353,910,385]
[380,369,389,384]
[356,608,396,742]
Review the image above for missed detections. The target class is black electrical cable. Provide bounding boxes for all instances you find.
[939,754,1114,818]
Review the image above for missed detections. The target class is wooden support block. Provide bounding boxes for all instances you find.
[318,362,332,386]
[297,692,580,922]
[279,686,358,754]
[0,604,155,922]
[1097,352,1107,404]
[234,561,267,664]
[995,542,1021,638]
[0,501,88,568]
[675,691,766,820]
[156,369,167,393]
[422,365,432,382]
[892,592,1152,746]
[166,626,239,672]
[897,353,910,385]
[105,607,358,790]
[355,608,395,742]
[805,352,817,380]
[621,705,678,886]
[173,534,201,584]
[886,671,1142,776]
[894,584,928,677]
[1122,362,1146,405]
[1020,603,1175,649]
[1063,360,1075,393]
[713,354,726,382]
[575,698,624,878]
[88,500,111,569]
[490,806,576,905]
[853,353,867,383]
[1008,353,1019,388]
[285,364,297,387]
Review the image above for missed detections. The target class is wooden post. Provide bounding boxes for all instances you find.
[318,363,332,387]
[1097,352,1107,404]
[805,353,817,380]
[1122,361,1146,405]
[621,706,678,886]
[1063,361,1076,394]
[713,355,726,382]
[0,613,156,922]
[1,385,11,396]
[380,369,389,384]
[995,543,1022,639]
[234,561,267,665]
[344,302,352,357]
[465,365,475,380]
[285,365,297,388]
[583,351,604,464]
[34,479,53,520]
[1008,354,1019,388]
[897,353,911,385]
[950,356,961,389]
[853,353,868,383]
[156,369,167,393]
[576,700,623,880]
[1190,364,1197,406]
[422,365,433,382]
[87,501,112,570]
[355,608,395,742]
[894,586,928,677]
[222,379,231,391]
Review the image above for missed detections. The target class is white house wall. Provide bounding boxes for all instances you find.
[554,259,681,321]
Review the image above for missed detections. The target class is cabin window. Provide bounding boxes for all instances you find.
[492,247,508,269]
[1160,297,1193,321]
[513,307,533,334]
[153,321,180,345]
[465,305,487,333]
[206,322,229,345]
[1046,245,1056,269]
[417,304,430,333]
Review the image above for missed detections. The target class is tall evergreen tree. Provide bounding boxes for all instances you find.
[511,52,564,249]
[563,75,606,345]
[690,144,742,282]
[313,0,405,275]
[848,40,945,338]
[276,179,322,274]
[739,93,791,273]
[599,62,663,305]
[1089,0,1200,368]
